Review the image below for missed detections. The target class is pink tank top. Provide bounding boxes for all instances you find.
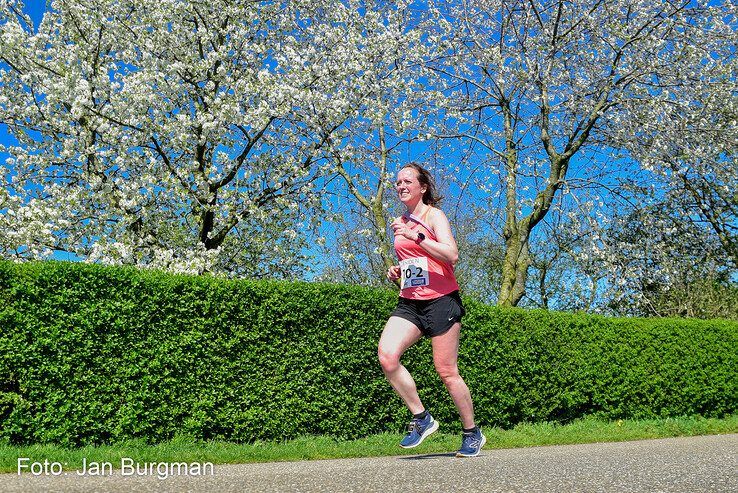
[394,209,460,300]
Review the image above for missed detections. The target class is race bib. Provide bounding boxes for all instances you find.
[399,256,430,289]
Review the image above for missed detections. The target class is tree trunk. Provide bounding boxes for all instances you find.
[497,96,531,307]
[372,201,400,288]
[495,67,604,306]
[499,228,531,307]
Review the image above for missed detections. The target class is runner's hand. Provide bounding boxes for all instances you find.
[387,265,401,281]
[391,218,417,241]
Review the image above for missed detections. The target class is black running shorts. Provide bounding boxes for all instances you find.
[390,291,466,337]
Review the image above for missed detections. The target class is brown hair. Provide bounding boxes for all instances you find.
[401,163,442,207]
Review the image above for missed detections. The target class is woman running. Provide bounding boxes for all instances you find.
[378,163,485,458]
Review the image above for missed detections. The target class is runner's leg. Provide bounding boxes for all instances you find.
[378,316,424,414]
[431,322,475,429]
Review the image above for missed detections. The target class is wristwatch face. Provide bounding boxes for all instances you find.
[416,232,425,243]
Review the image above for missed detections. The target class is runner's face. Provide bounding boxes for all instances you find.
[395,168,427,205]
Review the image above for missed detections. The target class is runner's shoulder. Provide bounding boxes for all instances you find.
[426,206,446,224]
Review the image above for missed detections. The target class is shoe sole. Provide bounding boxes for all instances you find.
[399,419,439,449]
[455,433,487,457]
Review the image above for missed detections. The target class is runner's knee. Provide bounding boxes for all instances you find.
[378,347,402,373]
[435,364,460,383]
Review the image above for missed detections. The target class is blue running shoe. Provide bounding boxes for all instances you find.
[456,428,486,457]
[399,413,439,448]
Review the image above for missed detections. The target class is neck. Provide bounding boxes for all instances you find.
[406,201,428,217]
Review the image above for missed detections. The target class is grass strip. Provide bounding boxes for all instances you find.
[2,415,736,473]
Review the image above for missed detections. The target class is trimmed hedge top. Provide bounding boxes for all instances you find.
[1,260,736,447]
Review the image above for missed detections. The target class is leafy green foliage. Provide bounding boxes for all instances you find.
[0,261,735,447]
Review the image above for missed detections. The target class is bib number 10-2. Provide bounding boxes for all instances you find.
[399,257,430,289]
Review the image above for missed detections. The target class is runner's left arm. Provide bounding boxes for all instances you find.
[415,209,459,265]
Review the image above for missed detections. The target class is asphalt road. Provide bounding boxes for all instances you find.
[2,434,736,492]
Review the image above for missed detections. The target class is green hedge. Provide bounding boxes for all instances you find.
[0,260,736,447]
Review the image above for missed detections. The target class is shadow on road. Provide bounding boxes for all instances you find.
[398,452,456,460]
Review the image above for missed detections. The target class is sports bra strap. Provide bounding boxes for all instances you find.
[402,210,437,241]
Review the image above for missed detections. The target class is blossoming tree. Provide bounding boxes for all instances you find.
[0,0,406,276]
[424,0,735,306]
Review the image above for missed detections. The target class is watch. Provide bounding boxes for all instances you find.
[415,232,426,244]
